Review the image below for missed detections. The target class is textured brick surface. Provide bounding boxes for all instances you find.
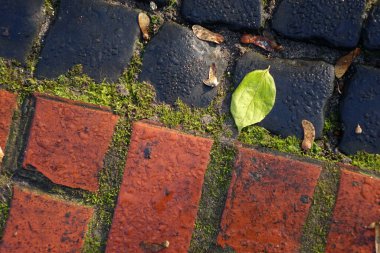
[36,0,140,82]
[106,122,213,253]
[0,90,17,150]
[326,170,380,252]
[0,0,45,63]
[23,94,119,192]
[0,186,93,253]
[217,148,321,253]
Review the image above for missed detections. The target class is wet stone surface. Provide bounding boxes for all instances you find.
[0,90,17,150]
[234,51,335,139]
[181,0,262,30]
[326,170,380,252]
[217,147,321,252]
[106,122,213,253]
[272,0,366,48]
[139,22,228,107]
[363,4,380,50]
[0,0,45,64]
[36,0,140,82]
[0,187,93,253]
[339,65,380,155]
[23,94,119,192]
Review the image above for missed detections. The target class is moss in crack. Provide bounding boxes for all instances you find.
[189,143,236,253]
[351,152,380,173]
[0,175,12,239]
[300,163,340,253]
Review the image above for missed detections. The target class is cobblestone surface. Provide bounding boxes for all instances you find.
[181,0,262,30]
[0,90,17,150]
[339,65,380,154]
[36,0,140,82]
[139,22,228,107]
[326,170,380,252]
[106,122,213,252]
[272,0,366,48]
[0,186,93,253]
[23,94,119,192]
[218,147,321,253]
[234,51,335,138]
[363,4,380,50]
[0,0,44,64]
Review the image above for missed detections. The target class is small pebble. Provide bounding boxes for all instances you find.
[150,1,157,11]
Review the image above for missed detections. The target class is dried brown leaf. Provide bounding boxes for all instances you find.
[138,13,150,40]
[192,25,224,44]
[301,120,315,151]
[240,34,283,52]
[139,241,169,252]
[203,63,219,87]
[0,146,4,164]
[335,48,361,79]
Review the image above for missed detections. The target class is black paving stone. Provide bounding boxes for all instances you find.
[139,22,228,107]
[0,0,45,64]
[234,51,334,138]
[272,0,365,48]
[363,4,380,50]
[36,0,140,82]
[339,65,380,155]
[181,0,262,30]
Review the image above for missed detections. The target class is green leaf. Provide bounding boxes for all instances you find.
[231,67,276,133]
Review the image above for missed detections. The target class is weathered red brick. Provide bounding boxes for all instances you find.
[326,169,380,252]
[217,148,321,253]
[23,94,119,192]
[0,90,17,150]
[0,186,93,253]
[106,122,213,253]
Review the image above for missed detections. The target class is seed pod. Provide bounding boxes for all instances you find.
[192,25,224,44]
[0,146,4,164]
[138,13,150,40]
[355,124,362,134]
[301,120,315,151]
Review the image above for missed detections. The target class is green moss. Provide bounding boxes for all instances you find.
[0,175,12,239]
[301,163,340,253]
[351,152,380,173]
[189,144,236,253]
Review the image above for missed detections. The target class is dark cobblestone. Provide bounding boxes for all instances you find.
[36,0,140,82]
[139,22,228,107]
[234,51,334,138]
[272,0,366,48]
[0,0,45,64]
[181,0,262,30]
[363,3,380,50]
[339,65,380,155]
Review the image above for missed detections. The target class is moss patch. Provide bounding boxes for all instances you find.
[189,144,236,253]
[300,163,340,253]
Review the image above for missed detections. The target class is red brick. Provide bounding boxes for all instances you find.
[105,122,213,253]
[0,90,17,150]
[0,186,93,253]
[23,94,119,192]
[326,170,380,252]
[217,148,321,253]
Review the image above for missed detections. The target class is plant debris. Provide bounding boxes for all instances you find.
[355,124,362,134]
[203,63,219,87]
[138,13,150,41]
[139,240,170,252]
[231,67,276,133]
[0,146,3,164]
[368,222,380,253]
[335,48,361,79]
[301,120,315,151]
[240,33,284,52]
[192,25,224,44]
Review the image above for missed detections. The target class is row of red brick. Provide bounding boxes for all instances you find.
[0,90,379,252]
